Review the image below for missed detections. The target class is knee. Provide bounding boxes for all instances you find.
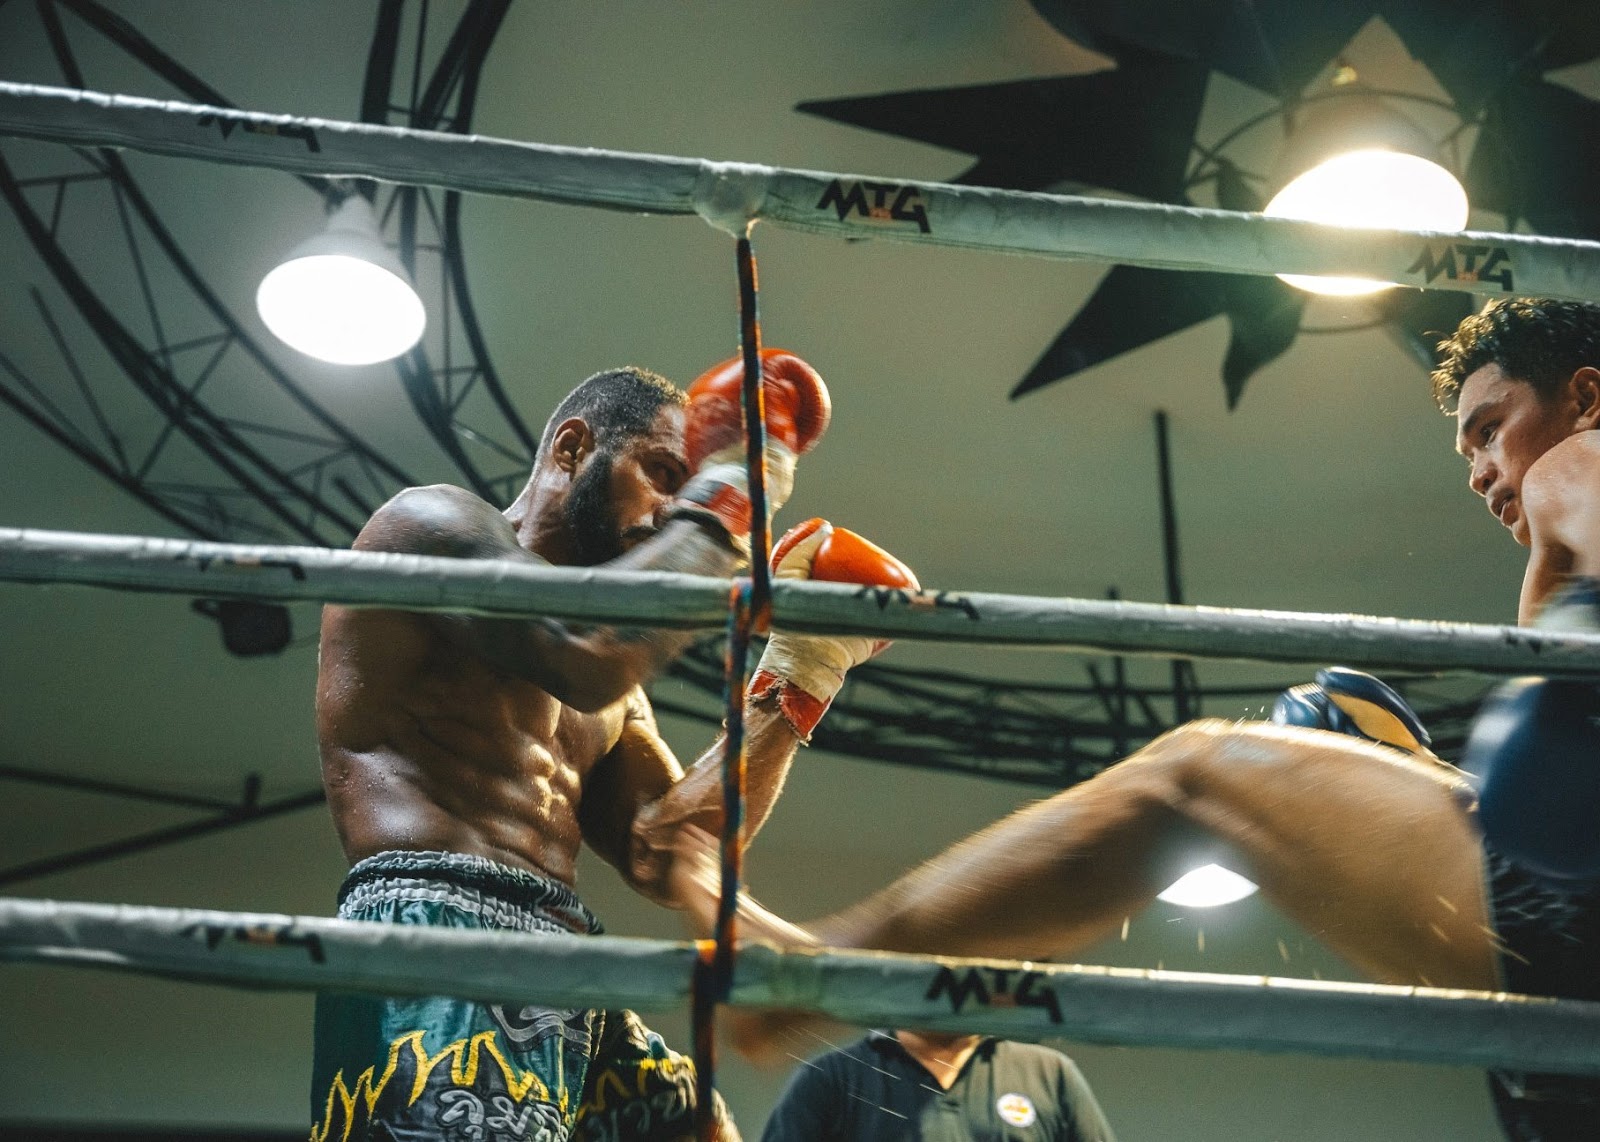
[1138,718,1237,776]
[1135,717,1292,797]
[1083,720,1234,816]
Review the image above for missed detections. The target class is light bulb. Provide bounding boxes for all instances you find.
[1263,149,1469,296]
[258,254,425,365]
[1156,863,1260,908]
[257,194,426,365]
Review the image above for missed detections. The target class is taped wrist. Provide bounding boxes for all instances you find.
[750,632,876,740]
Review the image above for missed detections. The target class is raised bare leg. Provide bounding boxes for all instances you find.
[673,720,1499,992]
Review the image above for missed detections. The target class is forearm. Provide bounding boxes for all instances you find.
[668,696,804,834]
[662,822,823,945]
[481,519,745,710]
[630,696,802,895]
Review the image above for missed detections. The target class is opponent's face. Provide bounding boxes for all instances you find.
[564,405,688,564]
[1455,363,1581,546]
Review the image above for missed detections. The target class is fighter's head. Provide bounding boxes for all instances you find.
[1434,299,1600,546]
[517,366,688,565]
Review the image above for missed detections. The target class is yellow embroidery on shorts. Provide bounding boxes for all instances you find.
[310,1028,552,1142]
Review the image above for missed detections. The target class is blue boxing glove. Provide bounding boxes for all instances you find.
[1272,666,1432,754]
[1462,578,1600,879]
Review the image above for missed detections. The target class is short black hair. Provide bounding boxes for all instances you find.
[1432,298,1600,411]
[537,366,685,460]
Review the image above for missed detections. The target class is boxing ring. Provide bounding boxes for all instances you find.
[5,80,1600,1137]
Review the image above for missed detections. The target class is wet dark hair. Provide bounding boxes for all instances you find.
[1431,298,1600,412]
[536,366,685,461]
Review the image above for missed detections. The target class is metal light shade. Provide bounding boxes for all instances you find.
[1263,90,1469,296]
[257,194,426,365]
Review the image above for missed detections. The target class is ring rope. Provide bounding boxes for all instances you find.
[5,526,1600,676]
[694,579,754,1139]
[2,81,1598,300]
[691,234,773,1139]
[3,896,1598,1076]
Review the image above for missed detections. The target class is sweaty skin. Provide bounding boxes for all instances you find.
[673,721,1499,1062]
[677,724,1497,980]
[317,405,802,901]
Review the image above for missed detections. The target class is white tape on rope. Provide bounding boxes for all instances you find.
[2,896,1598,1074]
[3,526,1600,675]
[2,81,1599,299]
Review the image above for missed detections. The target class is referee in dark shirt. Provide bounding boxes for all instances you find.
[760,1029,1116,1141]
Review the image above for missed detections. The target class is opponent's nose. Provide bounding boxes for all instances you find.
[1469,454,1496,498]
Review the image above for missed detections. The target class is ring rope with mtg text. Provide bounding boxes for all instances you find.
[4,526,1600,676]
[2,895,1598,1077]
[0,81,1597,300]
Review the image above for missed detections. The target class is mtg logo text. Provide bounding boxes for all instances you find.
[816,179,931,234]
[1405,242,1514,292]
[196,112,321,153]
[925,964,1062,1023]
[181,919,326,963]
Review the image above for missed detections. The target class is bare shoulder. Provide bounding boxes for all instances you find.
[1525,432,1600,505]
[1523,432,1600,554]
[354,484,526,561]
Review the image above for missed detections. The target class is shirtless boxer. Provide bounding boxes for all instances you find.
[308,352,917,1142]
[672,300,1600,1141]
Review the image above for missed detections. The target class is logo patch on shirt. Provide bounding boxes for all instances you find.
[997,1092,1037,1127]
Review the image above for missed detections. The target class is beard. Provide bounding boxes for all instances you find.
[562,449,625,565]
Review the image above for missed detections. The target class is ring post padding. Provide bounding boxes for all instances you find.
[4,897,1600,1076]
[2,81,1599,301]
[6,527,1600,676]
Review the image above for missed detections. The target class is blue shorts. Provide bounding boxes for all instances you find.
[1484,839,1600,1141]
[309,850,738,1142]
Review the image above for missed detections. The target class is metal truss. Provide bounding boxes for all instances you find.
[0,642,1491,887]
[0,0,526,544]
[0,0,521,883]
[654,641,1488,790]
[358,0,536,504]
[0,763,324,889]
[0,0,419,543]
[0,1,1496,887]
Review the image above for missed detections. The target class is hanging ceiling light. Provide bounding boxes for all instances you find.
[1156,862,1260,909]
[256,192,426,365]
[798,4,1596,407]
[1263,86,1469,296]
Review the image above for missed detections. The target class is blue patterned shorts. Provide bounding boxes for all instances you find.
[309,850,737,1142]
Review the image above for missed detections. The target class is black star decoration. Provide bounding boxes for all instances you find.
[797,0,1600,408]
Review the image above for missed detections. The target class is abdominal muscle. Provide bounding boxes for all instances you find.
[316,606,620,885]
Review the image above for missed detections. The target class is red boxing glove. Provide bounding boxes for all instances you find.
[671,349,831,546]
[751,518,920,740]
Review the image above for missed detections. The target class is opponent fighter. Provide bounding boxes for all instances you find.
[671,299,1600,1141]
[309,352,918,1142]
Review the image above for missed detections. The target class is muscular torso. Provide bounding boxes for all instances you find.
[317,601,624,884]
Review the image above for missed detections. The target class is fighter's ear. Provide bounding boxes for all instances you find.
[1571,367,1600,431]
[548,417,595,474]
